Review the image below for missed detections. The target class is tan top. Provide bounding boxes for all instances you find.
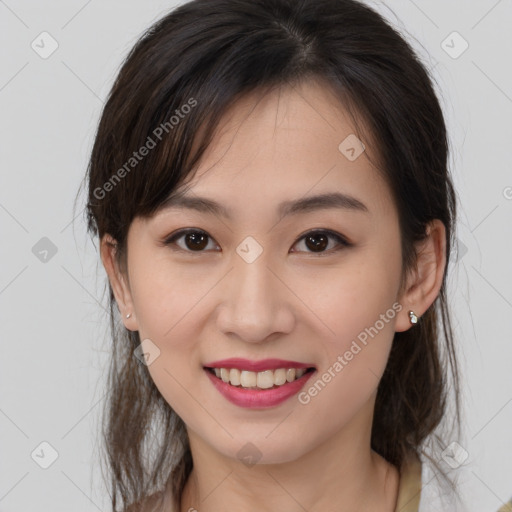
[394,454,423,512]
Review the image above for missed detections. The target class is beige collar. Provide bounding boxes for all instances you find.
[394,454,423,512]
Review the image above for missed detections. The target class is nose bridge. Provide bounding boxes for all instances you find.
[217,247,292,342]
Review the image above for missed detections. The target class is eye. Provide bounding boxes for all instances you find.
[291,229,351,255]
[163,228,351,255]
[163,228,219,252]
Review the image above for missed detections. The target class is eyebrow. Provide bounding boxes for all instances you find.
[159,190,369,220]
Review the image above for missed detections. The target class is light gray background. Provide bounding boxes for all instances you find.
[1,1,511,510]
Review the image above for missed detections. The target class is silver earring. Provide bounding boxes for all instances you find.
[408,310,418,324]
[126,313,132,319]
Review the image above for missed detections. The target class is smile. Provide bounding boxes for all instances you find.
[202,358,317,409]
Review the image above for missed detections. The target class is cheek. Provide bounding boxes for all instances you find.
[297,247,402,345]
[126,256,216,416]
[129,257,214,344]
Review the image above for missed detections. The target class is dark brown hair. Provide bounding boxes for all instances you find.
[77,0,462,510]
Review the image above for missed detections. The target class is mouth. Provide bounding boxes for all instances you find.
[204,366,316,390]
[202,358,317,408]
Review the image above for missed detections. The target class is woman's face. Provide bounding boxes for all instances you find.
[114,79,410,464]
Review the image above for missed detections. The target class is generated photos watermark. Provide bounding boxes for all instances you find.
[298,301,403,405]
[93,97,197,200]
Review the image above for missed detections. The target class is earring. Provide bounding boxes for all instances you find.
[408,310,418,324]
[126,313,132,319]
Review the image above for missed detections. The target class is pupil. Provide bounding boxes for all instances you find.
[186,232,208,250]
[305,233,328,252]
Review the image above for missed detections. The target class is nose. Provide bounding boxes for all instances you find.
[216,252,295,344]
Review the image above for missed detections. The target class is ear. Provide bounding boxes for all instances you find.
[100,234,138,331]
[395,219,447,332]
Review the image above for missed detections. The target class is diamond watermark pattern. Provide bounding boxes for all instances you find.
[236,236,263,264]
[456,238,468,262]
[338,134,365,161]
[441,31,469,59]
[32,237,58,263]
[31,441,59,469]
[237,442,263,467]
[134,338,161,366]
[31,32,59,59]
[441,441,469,469]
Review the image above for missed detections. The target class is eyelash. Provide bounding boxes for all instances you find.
[162,228,351,256]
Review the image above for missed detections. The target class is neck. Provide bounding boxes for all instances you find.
[179,402,399,512]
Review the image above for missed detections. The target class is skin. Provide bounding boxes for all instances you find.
[101,78,447,512]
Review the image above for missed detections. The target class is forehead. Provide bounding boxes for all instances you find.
[164,79,394,221]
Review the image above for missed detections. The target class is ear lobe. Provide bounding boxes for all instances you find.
[395,220,447,333]
[100,234,138,331]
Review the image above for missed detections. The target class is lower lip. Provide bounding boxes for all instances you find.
[204,368,315,409]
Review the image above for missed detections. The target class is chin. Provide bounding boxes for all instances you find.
[213,433,311,466]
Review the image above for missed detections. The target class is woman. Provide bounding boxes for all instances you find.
[81,0,475,510]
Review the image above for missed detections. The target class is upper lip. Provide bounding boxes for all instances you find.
[203,358,316,372]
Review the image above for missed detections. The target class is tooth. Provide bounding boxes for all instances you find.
[211,366,308,387]
[229,368,241,386]
[240,370,257,388]
[274,368,286,385]
[257,370,275,389]
[286,368,296,382]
